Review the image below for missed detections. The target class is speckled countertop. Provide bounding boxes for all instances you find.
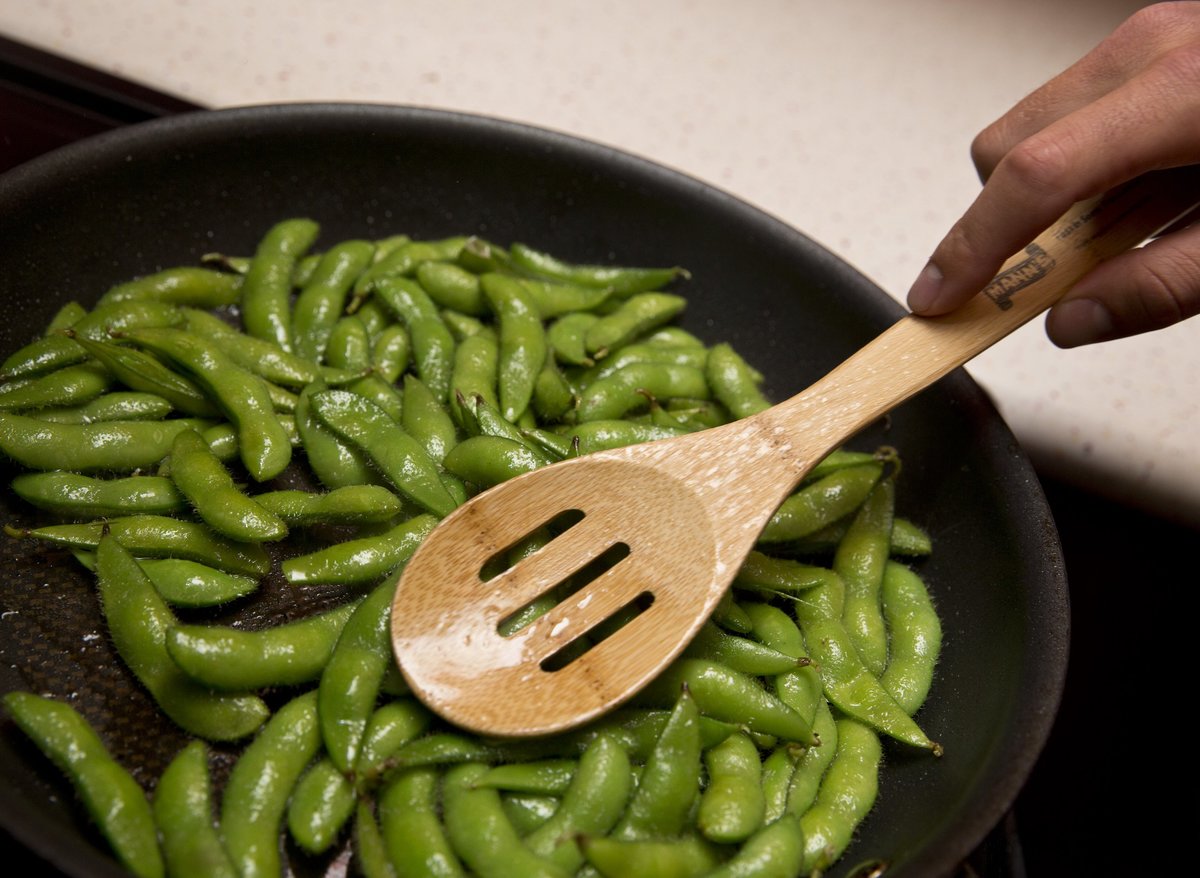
[4,0,1194,521]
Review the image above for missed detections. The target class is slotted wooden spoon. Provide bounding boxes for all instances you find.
[392,169,1199,737]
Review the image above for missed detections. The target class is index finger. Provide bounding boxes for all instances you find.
[907,46,1200,315]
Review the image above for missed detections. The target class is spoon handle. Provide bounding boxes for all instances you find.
[762,168,1200,463]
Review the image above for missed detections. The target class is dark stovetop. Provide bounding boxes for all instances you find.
[2,33,1193,878]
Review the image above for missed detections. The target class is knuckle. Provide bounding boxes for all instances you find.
[999,135,1074,195]
[1115,2,1200,47]
[1129,245,1200,329]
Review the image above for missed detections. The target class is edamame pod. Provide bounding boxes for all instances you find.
[879,561,942,715]
[481,273,546,422]
[292,239,375,361]
[153,740,237,878]
[98,267,243,308]
[240,218,320,351]
[165,598,362,690]
[799,719,882,874]
[94,536,268,741]
[169,428,288,542]
[523,734,633,871]
[612,688,702,841]
[379,767,465,878]
[697,731,766,845]
[286,757,356,855]
[0,413,213,472]
[4,692,164,878]
[837,475,896,677]
[442,763,571,878]
[310,389,458,517]
[11,472,186,517]
[221,690,322,878]
[119,327,291,480]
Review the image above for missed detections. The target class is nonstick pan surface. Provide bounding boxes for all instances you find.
[0,104,1067,877]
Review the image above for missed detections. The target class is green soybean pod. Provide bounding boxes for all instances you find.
[705,341,771,418]
[508,242,686,295]
[0,361,114,412]
[354,699,433,789]
[45,300,88,335]
[761,745,799,825]
[501,793,560,837]
[98,267,243,308]
[119,326,291,481]
[372,323,413,383]
[355,800,398,878]
[566,419,686,454]
[69,333,220,417]
[417,260,487,315]
[255,485,404,526]
[449,331,500,427]
[318,573,412,774]
[757,463,884,543]
[583,292,687,356]
[791,574,939,753]
[240,217,320,351]
[473,759,577,796]
[169,428,288,542]
[184,308,357,388]
[682,621,801,676]
[165,597,362,690]
[545,312,599,366]
[94,535,268,740]
[153,740,237,878]
[836,475,896,677]
[33,391,175,424]
[401,374,459,464]
[612,687,701,841]
[704,813,806,878]
[292,239,375,361]
[379,767,465,878]
[221,690,322,878]
[13,515,270,576]
[69,551,259,607]
[11,472,187,517]
[295,380,380,489]
[480,272,546,422]
[442,763,571,878]
[310,389,458,517]
[711,588,754,634]
[697,731,765,844]
[640,658,817,745]
[325,314,374,372]
[283,513,436,586]
[371,276,457,401]
[785,701,838,818]
[1,300,185,381]
[575,362,709,422]
[734,551,839,595]
[879,561,942,716]
[532,354,575,422]
[286,756,356,855]
[443,435,544,489]
[799,719,882,874]
[4,692,164,878]
[579,834,721,878]
[523,734,633,872]
[579,340,709,386]
[515,277,613,319]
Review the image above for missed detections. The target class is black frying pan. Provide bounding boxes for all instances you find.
[0,104,1068,877]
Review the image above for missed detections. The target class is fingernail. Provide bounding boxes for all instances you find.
[906,262,944,313]
[1047,298,1116,348]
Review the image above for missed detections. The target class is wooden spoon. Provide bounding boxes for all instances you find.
[392,169,1199,737]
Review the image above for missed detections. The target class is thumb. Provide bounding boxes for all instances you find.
[1045,220,1200,347]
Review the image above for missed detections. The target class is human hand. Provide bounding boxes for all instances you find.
[906,2,1200,347]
